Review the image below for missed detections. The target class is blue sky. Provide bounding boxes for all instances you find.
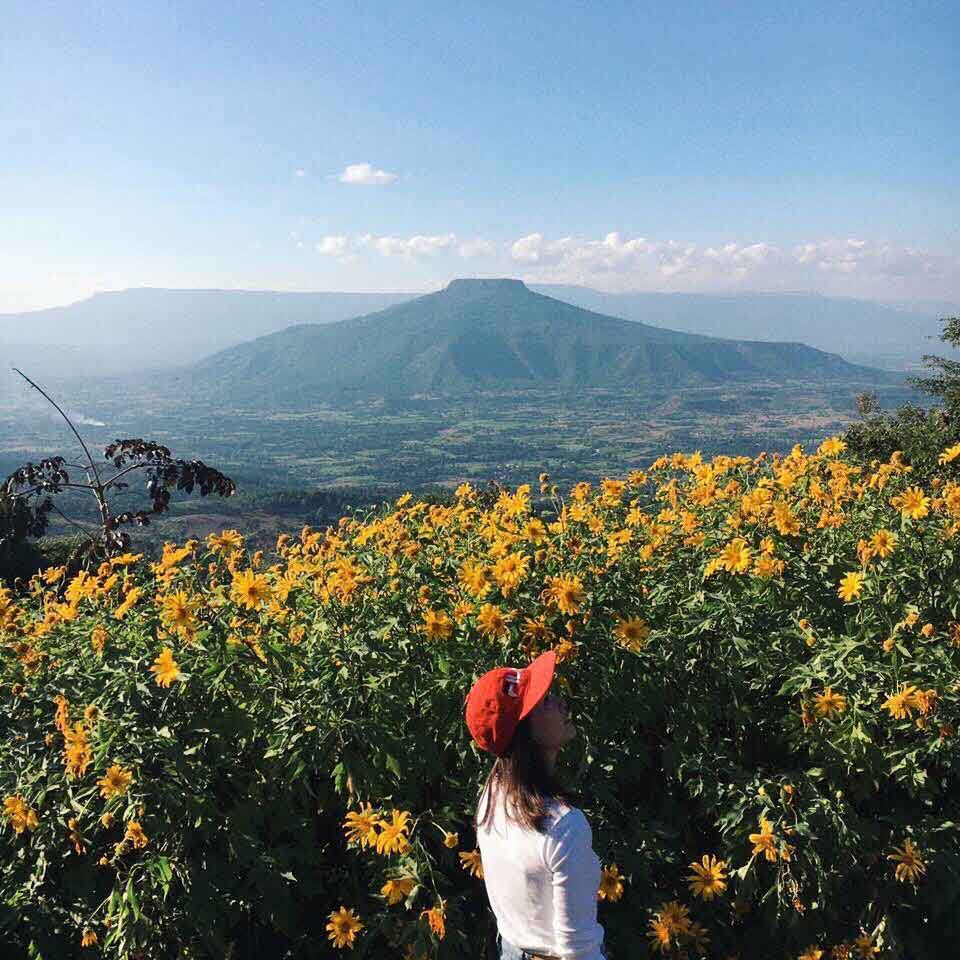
[2,0,957,311]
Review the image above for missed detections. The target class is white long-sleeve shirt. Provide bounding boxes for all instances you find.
[475,781,605,960]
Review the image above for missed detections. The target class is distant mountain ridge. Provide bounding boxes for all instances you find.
[189,278,893,404]
[2,283,951,380]
[530,286,956,368]
[0,288,413,377]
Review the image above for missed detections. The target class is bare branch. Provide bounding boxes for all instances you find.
[12,368,105,490]
[48,502,96,537]
[102,461,148,491]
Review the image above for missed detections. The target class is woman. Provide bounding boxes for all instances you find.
[465,648,609,960]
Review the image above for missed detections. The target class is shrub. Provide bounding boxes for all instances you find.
[2,440,959,958]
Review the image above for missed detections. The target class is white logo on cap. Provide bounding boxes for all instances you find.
[503,668,522,698]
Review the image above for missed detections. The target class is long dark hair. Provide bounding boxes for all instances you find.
[472,714,583,835]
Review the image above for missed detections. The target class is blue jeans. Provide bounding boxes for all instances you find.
[497,932,608,959]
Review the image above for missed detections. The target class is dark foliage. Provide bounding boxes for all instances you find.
[845,318,960,479]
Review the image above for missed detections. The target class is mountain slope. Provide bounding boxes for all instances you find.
[531,286,955,368]
[191,278,893,404]
[0,288,413,376]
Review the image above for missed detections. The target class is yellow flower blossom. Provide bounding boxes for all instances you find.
[3,795,39,834]
[326,906,363,948]
[380,876,416,905]
[343,803,380,849]
[420,899,446,940]
[837,572,864,602]
[687,854,727,900]
[231,569,272,610]
[813,687,847,719]
[459,848,484,879]
[150,648,183,688]
[719,538,752,574]
[98,765,134,800]
[614,617,650,653]
[598,863,625,901]
[938,442,960,464]
[887,838,926,883]
[124,820,149,849]
[374,809,412,856]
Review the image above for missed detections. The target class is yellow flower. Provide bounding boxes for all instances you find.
[687,854,727,900]
[343,803,380,849]
[81,930,98,947]
[938,442,960,464]
[719,537,752,574]
[887,837,926,883]
[442,829,459,848]
[818,436,846,456]
[459,848,484,879]
[865,532,895,564]
[752,553,778,579]
[545,575,584,614]
[3,795,39,834]
[476,603,513,641]
[882,684,922,720]
[124,820,149,849]
[326,906,363,949]
[150,648,183,688]
[837,572,864,602]
[420,899,446,940]
[64,722,93,778]
[374,809,412,856]
[113,587,143,620]
[380,876,415,905]
[91,626,108,654]
[458,559,490,598]
[98,765,134,800]
[231,569,272,610]
[160,590,198,633]
[893,486,930,520]
[491,551,530,595]
[647,918,673,953]
[42,565,66,584]
[854,934,880,957]
[614,618,650,653]
[749,818,779,862]
[422,608,453,640]
[813,687,847,719]
[597,863,625,901]
[653,900,692,937]
[207,529,244,554]
[798,948,824,960]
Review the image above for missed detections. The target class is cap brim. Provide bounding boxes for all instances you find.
[518,648,557,721]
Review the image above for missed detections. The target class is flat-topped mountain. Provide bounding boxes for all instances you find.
[191,278,891,404]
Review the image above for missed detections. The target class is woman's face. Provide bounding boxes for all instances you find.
[528,687,576,751]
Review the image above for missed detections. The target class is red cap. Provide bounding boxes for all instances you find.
[464,649,557,756]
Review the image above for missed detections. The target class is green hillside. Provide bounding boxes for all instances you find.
[191,278,894,404]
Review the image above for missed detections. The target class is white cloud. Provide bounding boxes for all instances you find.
[504,231,952,295]
[338,163,398,186]
[356,233,457,256]
[316,236,348,256]
[295,169,306,177]
[511,234,544,263]
[297,229,955,298]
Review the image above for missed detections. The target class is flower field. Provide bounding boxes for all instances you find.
[3,439,960,958]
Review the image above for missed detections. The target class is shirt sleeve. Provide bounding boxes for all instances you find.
[542,809,606,960]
